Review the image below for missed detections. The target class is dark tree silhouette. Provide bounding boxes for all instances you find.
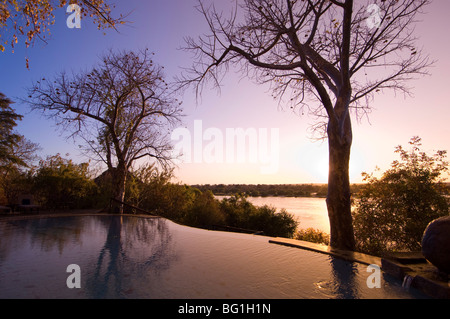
[0,93,23,166]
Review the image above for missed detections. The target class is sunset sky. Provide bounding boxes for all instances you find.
[1,0,449,185]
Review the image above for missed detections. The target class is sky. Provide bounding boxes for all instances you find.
[1,0,449,185]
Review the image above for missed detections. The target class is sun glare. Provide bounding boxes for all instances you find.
[350,150,366,183]
[313,149,366,184]
[315,157,329,183]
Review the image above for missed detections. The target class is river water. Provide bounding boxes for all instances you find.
[215,196,330,233]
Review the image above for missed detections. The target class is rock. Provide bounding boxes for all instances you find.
[422,216,450,274]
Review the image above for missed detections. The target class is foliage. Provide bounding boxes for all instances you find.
[183,190,225,228]
[249,206,298,238]
[295,228,330,246]
[0,93,40,206]
[124,169,299,238]
[0,0,126,60]
[218,194,299,238]
[0,166,33,205]
[126,165,196,220]
[0,93,40,169]
[33,154,98,209]
[0,92,23,166]
[193,183,328,198]
[353,137,449,256]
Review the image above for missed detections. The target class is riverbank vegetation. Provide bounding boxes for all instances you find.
[352,137,449,256]
[0,153,299,238]
[192,183,377,198]
[193,183,329,198]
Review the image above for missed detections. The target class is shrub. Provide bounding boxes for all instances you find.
[294,228,330,245]
[247,206,299,238]
[111,168,299,238]
[353,137,449,256]
[130,165,196,220]
[219,194,299,238]
[183,190,225,228]
[33,154,98,209]
[0,167,33,206]
[219,194,256,228]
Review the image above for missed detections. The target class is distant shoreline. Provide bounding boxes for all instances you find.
[191,183,450,198]
[213,193,327,199]
[191,183,333,198]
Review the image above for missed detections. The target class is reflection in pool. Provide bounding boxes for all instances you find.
[0,215,426,299]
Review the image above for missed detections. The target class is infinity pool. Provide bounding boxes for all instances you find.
[0,215,427,299]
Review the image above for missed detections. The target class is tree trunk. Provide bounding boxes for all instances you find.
[326,113,356,251]
[111,165,126,214]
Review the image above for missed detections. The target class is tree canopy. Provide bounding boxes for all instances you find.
[33,153,98,209]
[0,0,127,67]
[0,93,40,206]
[0,92,24,167]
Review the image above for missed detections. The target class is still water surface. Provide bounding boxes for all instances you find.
[216,196,330,233]
[0,215,426,299]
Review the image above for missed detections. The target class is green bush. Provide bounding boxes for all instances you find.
[295,228,330,245]
[33,154,98,209]
[129,165,196,220]
[0,167,33,206]
[98,166,299,238]
[182,190,225,228]
[353,137,449,256]
[218,194,299,238]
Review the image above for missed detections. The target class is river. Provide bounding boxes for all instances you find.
[215,196,330,234]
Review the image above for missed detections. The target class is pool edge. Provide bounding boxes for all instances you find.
[268,237,382,266]
[0,210,161,222]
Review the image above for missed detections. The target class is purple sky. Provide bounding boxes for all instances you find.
[1,0,449,185]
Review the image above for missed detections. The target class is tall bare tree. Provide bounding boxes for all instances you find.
[26,49,183,213]
[180,0,432,250]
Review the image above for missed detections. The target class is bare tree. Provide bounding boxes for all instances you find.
[26,49,183,213]
[179,0,432,250]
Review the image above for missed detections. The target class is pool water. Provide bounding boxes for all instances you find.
[0,215,427,299]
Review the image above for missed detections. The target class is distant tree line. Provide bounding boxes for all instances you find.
[192,183,370,198]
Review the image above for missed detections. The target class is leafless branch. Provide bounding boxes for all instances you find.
[178,0,432,140]
[25,48,183,172]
